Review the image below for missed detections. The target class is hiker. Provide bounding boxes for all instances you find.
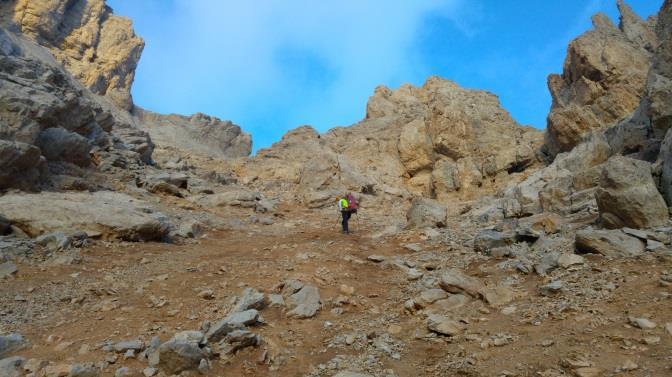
[338,192,358,234]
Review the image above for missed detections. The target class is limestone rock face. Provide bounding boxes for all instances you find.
[233,77,542,203]
[545,3,657,157]
[596,156,668,229]
[10,0,144,110]
[133,108,252,159]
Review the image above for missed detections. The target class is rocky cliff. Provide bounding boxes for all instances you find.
[489,0,672,229]
[232,77,543,205]
[4,0,144,111]
[544,0,657,158]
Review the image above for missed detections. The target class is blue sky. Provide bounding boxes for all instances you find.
[108,0,661,153]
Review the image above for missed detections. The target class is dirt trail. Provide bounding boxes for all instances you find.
[2,209,672,376]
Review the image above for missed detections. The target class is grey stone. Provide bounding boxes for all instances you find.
[0,357,25,377]
[596,156,669,229]
[474,230,517,253]
[233,288,266,312]
[217,330,260,355]
[534,252,560,276]
[0,262,18,279]
[629,317,657,329]
[539,281,565,296]
[406,198,447,229]
[35,232,71,251]
[113,340,144,353]
[426,315,465,336]
[142,367,157,377]
[0,334,27,358]
[114,367,131,377]
[0,192,170,241]
[268,294,285,308]
[286,285,321,319]
[157,339,206,375]
[173,220,202,239]
[439,268,485,298]
[205,310,260,343]
[575,229,645,257]
[68,363,100,377]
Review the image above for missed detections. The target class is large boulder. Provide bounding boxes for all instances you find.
[0,192,170,241]
[596,156,668,229]
[406,198,447,229]
[575,229,645,257]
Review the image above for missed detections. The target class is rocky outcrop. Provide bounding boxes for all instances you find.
[595,155,668,229]
[233,77,542,203]
[133,107,252,159]
[545,1,657,157]
[9,0,144,110]
[0,191,170,241]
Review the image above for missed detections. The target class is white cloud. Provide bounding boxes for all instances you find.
[132,0,475,139]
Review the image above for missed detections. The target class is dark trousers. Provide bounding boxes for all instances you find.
[341,210,352,233]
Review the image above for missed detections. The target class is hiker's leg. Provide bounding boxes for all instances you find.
[341,211,347,232]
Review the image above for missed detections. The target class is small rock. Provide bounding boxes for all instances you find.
[339,284,355,296]
[54,341,73,352]
[539,281,564,296]
[286,285,321,319]
[367,255,386,263]
[113,340,144,353]
[198,359,209,373]
[142,367,157,377]
[0,357,25,377]
[665,322,672,336]
[0,334,27,358]
[573,367,602,377]
[123,350,135,360]
[621,360,638,371]
[647,239,668,252]
[69,363,100,377]
[44,363,71,377]
[23,359,47,374]
[406,268,423,281]
[387,325,402,335]
[427,315,465,336]
[268,294,285,308]
[629,317,656,329]
[114,367,131,377]
[232,288,266,312]
[197,289,215,300]
[557,254,585,268]
[157,338,206,375]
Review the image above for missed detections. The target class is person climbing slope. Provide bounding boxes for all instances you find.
[337,192,358,234]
